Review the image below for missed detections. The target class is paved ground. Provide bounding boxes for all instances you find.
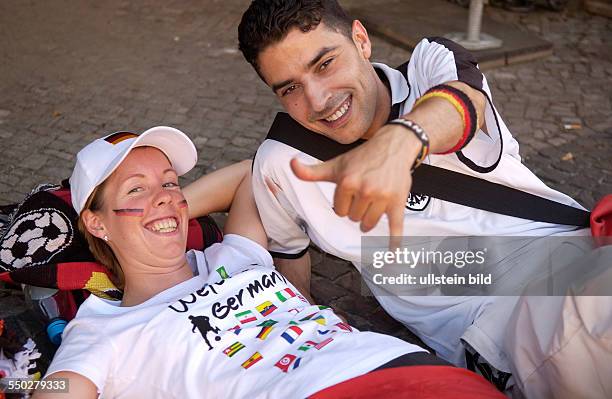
[0,0,610,373]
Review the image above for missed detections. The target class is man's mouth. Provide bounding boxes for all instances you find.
[144,217,178,234]
[321,96,352,127]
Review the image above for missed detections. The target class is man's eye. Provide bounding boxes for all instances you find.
[320,58,333,71]
[282,85,297,97]
[128,187,143,194]
[163,182,179,188]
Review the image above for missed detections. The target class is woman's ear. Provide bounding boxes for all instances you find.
[351,20,372,60]
[81,209,107,239]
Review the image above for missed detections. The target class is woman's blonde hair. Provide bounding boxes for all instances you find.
[77,182,125,290]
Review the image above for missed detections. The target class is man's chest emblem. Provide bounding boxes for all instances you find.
[405,193,430,211]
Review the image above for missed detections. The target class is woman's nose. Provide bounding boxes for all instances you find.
[153,188,173,207]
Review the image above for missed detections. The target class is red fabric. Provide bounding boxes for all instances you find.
[0,271,14,284]
[591,194,612,238]
[186,218,204,250]
[53,289,79,320]
[310,366,506,399]
[56,262,110,289]
[50,186,72,207]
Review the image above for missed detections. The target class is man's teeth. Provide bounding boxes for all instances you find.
[325,99,350,122]
[148,218,177,233]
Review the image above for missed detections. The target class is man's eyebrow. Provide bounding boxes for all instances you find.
[163,168,177,175]
[272,79,293,93]
[270,46,339,93]
[307,46,337,69]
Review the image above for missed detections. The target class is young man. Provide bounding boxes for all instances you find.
[236,1,611,396]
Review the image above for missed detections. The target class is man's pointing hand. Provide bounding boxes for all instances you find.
[290,124,423,240]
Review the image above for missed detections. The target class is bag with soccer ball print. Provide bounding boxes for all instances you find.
[0,180,223,301]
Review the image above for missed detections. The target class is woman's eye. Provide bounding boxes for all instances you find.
[163,182,179,188]
[128,187,143,194]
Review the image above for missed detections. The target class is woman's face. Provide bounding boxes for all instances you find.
[94,147,190,268]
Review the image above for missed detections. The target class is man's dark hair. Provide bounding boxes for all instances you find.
[238,0,352,73]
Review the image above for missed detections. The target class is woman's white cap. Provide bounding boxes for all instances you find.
[69,126,197,214]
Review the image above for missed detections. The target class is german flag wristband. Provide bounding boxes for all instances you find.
[388,118,430,172]
[414,84,478,154]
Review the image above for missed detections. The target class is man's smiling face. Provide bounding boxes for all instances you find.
[257,21,383,144]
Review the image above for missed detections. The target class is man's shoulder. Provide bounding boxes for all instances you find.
[254,137,307,171]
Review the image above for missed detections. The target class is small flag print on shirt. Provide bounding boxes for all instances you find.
[256,325,274,340]
[236,310,257,324]
[216,266,229,279]
[242,352,263,369]
[223,342,245,357]
[274,354,302,373]
[275,288,297,302]
[256,301,277,317]
[281,325,303,344]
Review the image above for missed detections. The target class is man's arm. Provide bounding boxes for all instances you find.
[289,35,494,240]
[406,81,486,151]
[274,252,314,303]
[291,80,485,237]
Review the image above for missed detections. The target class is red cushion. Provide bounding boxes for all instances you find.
[591,194,612,238]
[310,366,506,399]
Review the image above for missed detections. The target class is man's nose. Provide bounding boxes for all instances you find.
[305,81,331,114]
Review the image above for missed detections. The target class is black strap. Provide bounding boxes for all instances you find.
[265,112,590,227]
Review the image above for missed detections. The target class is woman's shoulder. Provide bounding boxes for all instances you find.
[76,292,123,317]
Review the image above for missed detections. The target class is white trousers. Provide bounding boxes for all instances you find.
[505,246,612,399]
[365,243,612,398]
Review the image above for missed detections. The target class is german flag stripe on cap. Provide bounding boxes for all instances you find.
[104,132,138,145]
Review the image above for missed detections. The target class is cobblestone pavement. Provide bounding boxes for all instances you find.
[0,0,610,370]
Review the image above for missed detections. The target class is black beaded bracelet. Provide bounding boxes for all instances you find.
[388,118,430,171]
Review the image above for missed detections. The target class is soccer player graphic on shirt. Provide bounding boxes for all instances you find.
[189,315,221,350]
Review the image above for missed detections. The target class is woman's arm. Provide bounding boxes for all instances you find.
[183,160,252,219]
[223,169,268,249]
[32,371,97,399]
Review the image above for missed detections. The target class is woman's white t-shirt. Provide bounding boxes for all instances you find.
[45,234,424,398]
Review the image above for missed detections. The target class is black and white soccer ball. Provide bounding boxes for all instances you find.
[0,208,73,270]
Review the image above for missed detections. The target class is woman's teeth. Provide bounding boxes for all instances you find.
[325,98,350,122]
[147,218,177,233]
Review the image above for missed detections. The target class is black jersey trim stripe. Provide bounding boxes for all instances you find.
[426,37,483,90]
[456,93,503,173]
[426,37,503,174]
[269,246,309,259]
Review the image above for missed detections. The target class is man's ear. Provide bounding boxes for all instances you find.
[81,209,107,239]
[351,20,372,60]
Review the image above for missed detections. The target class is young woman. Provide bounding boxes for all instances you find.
[33,127,503,398]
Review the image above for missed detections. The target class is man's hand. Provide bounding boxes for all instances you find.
[291,124,423,239]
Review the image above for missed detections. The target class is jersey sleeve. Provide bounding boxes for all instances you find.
[252,140,311,258]
[408,37,520,172]
[44,320,113,395]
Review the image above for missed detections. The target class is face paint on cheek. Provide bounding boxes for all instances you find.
[113,208,144,217]
[178,200,188,209]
